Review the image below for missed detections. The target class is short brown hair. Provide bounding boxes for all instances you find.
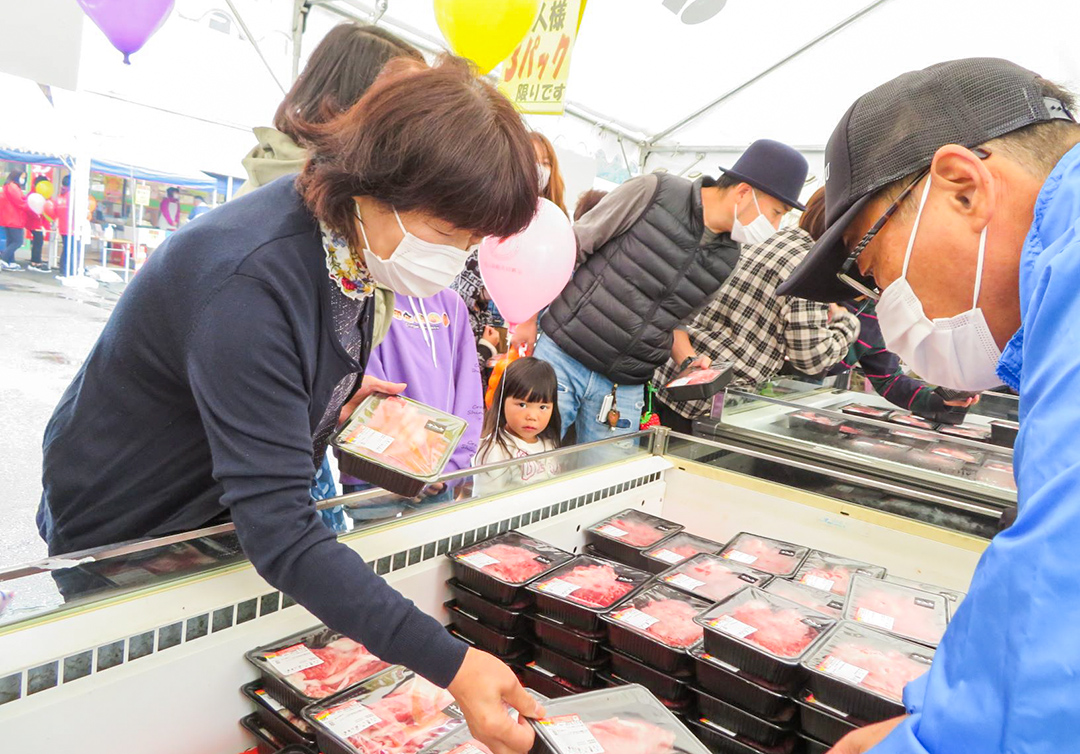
[297,56,539,251]
[573,189,607,221]
[798,186,827,240]
[531,132,567,216]
[275,24,423,144]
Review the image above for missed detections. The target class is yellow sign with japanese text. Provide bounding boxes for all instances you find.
[498,0,582,115]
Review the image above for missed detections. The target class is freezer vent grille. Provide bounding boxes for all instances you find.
[0,471,662,706]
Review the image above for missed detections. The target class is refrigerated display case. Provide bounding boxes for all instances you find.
[0,426,997,753]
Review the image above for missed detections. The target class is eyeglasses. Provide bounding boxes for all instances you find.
[835,147,992,301]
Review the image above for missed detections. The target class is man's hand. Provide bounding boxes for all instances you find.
[482,326,501,349]
[510,316,538,353]
[829,716,907,754]
[449,648,544,754]
[943,395,980,408]
[828,303,847,321]
[338,375,406,426]
[687,355,712,370]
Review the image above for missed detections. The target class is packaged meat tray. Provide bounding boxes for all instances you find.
[786,410,844,434]
[886,412,938,431]
[695,587,835,689]
[903,448,967,477]
[719,533,809,577]
[794,690,863,746]
[520,661,593,699]
[689,644,795,722]
[604,647,692,704]
[240,712,295,754]
[844,574,948,647]
[686,717,798,754]
[883,576,966,619]
[446,580,529,633]
[602,583,710,673]
[763,579,845,618]
[302,666,466,754]
[800,735,830,754]
[839,403,893,420]
[641,532,723,574]
[692,688,798,749]
[802,622,935,723]
[792,551,887,597]
[242,681,317,746]
[448,530,573,605]
[416,690,547,754]
[990,419,1019,448]
[448,628,532,667]
[531,642,608,689]
[659,553,772,602]
[845,437,911,463]
[530,612,608,662]
[837,422,880,439]
[246,626,392,714]
[662,362,735,402]
[595,672,695,718]
[929,443,986,465]
[585,509,684,568]
[529,684,712,754]
[975,459,1016,491]
[527,555,652,631]
[938,423,991,442]
[334,394,468,497]
[445,603,529,657]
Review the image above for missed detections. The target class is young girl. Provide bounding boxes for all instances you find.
[473,357,561,494]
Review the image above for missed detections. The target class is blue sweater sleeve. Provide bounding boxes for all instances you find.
[185,274,467,687]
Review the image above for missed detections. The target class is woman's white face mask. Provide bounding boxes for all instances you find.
[537,163,551,192]
[356,204,475,299]
[876,178,1002,390]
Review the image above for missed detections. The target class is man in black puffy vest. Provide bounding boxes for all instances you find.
[531,139,809,443]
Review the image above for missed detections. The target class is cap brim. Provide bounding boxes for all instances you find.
[719,167,807,211]
[776,192,874,302]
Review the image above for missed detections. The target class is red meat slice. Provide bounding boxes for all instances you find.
[636,598,703,648]
[727,601,820,658]
[670,558,758,602]
[348,397,451,477]
[543,564,636,608]
[601,518,666,547]
[849,588,945,645]
[588,717,676,754]
[342,676,458,754]
[466,543,550,584]
[821,642,930,702]
[283,638,391,698]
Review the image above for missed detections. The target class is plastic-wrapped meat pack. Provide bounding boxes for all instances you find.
[844,574,948,646]
[697,588,834,659]
[976,459,1016,491]
[794,551,887,597]
[788,410,843,429]
[930,444,984,465]
[887,412,938,431]
[840,403,893,420]
[939,423,991,441]
[904,449,966,476]
[660,553,771,601]
[668,367,727,387]
[846,438,911,463]
[720,533,809,577]
[605,585,709,649]
[589,509,683,548]
[643,533,721,568]
[764,578,846,618]
[531,559,641,609]
[281,638,391,699]
[450,532,570,585]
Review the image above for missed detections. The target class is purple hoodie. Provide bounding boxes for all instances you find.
[340,289,484,484]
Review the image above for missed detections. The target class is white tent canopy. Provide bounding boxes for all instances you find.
[299,0,1080,201]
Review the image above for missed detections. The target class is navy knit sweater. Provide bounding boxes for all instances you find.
[38,177,467,686]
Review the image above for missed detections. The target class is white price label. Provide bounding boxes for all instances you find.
[543,714,605,754]
[665,573,705,591]
[723,550,758,565]
[667,376,692,387]
[538,578,581,598]
[265,644,324,676]
[614,607,660,631]
[801,574,836,592]
[254,689,285,712]
[651,548,685,564]
[855,607,896,631]
[710,614,758,640]
[596,524,628,539]
[320,701,382,739]
[354,426,395,454]
[459,552,500,568]
[819,655,870,686]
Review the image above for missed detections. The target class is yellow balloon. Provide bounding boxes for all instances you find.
[36,180,54,200]
[435,0,540,75]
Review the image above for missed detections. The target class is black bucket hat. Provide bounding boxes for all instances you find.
[719,139,809,210]
[778,57,1076,303]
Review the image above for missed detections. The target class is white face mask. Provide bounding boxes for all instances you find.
[356,204,474,299]
[876,178,1002,391]
[730,189,776,246]
[537,163,551,192]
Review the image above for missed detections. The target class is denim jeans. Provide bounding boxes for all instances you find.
[1,226,23,264]
[534,336,644,445]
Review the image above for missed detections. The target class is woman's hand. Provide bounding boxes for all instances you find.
[510,316,538,353]
[829,716,907,753]
[943,394,980,408]
[482,326,501,348]
[449,648,544,754]
[338,375,406,426]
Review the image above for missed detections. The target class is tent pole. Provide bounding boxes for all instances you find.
[646,0,893,146]
[291,0,310,82]
[225,0,288,94]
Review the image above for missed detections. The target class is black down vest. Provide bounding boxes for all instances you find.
[541,174,740,383]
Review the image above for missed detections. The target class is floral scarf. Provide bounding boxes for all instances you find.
[320,221,375,300]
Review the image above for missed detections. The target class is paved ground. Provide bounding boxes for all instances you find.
[0,264,125,570]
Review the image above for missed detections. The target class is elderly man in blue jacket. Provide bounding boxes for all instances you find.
[778,58,1080,753]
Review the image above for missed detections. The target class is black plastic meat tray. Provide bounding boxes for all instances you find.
[519,660,592,698]
[795,690,864,746]
[530,612,608,662]
[692,687,798,749]
[446,579,530,633]
[604,646,693,704]
[241,681,316,747]
[530,642,607,689]
[690,644,796,722]
[686,717,799,754]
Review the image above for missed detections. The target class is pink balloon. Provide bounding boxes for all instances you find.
[479,198,575,327]
[78,0,175,64]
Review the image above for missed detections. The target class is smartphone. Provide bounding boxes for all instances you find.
[597,392,614,424]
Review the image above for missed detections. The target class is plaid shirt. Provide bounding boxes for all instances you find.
[655,227,860,419]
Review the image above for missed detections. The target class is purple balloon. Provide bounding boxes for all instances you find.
[77,0,175,64]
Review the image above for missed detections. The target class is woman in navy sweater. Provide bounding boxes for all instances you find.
[37,57,542,754]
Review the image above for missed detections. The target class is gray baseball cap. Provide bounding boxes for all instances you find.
[778,57,1076,302]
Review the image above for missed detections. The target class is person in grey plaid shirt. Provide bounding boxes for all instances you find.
[655,188,860,431]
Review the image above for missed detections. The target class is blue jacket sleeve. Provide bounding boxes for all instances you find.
[185,274,466,687]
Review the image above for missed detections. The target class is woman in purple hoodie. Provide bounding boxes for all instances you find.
[341,288,484,520]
